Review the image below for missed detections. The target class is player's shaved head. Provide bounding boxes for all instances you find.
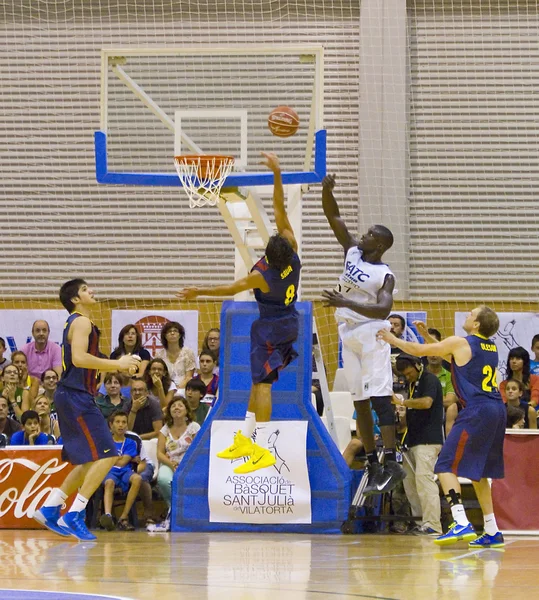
[372,225,394,251]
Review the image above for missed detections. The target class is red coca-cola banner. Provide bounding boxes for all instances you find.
[0,447,75,529]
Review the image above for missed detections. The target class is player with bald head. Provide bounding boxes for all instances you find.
[321,174,405,496]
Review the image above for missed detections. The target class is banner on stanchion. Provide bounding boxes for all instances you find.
[111,310,198,357]
[0,310,65,360]
[208,420,311,524]
[0,448,75,529]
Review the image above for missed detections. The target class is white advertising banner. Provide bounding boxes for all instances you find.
[110,310,199,357]
[208,420,311,524]
[455,312,539,379]
[0,310,65,359]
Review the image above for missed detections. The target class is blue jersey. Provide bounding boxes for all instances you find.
[451,335,502,406]
[60,312,101,396]
[252,252,301,318]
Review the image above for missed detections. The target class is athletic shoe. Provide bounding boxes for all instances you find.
[363,462,386,496]
[217,431,253,459]
[58,510,97,541]
[99,513,115,531]
[233,445,276,474]
[32,506,71,537]
[468,531,505,548]
[412,525,441,537]
[379,460,407,494]
[434,522,477,546]
[147,511,170,533]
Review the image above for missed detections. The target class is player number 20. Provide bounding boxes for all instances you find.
[481,365,498,392]
[284,284,296,306]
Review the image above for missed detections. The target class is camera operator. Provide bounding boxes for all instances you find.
[394,353,444,536]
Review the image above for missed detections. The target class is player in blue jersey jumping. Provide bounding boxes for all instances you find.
[177,152,300,474]
[378,305,506,548]
[33,279,140,541]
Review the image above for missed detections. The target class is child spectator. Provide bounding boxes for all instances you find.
[185,378,209,425]
[156,322,196,389]
[0,396,21,442]
[144,358,176,409]
[99,411,143,531]
[1,364,30,421]
[110,324,151,377]
[500,347,539,407]
[34,395,61,440]
[10,351,39,403]
[194,350,219,406]
[95,372,131,418]
[506,404,526,429]
[10,410,50,445]
[531,334,539,376]
[0,337,10,375]
[155,397,200,531]
[505,379,537,429]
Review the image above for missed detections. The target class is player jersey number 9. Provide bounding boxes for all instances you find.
[481,365,498,392]
[284,284,296,306]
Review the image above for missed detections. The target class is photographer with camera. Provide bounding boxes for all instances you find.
[394,353,444,536]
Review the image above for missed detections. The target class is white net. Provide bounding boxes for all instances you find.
[0,0,538,385]
[174,155,235,208]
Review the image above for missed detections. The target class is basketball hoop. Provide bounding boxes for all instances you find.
[174,154,235,208]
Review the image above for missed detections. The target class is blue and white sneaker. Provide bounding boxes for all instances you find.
[434,522,477,546]
[58,510,97,541]
[468,531,505,548]
[33,506,71,537]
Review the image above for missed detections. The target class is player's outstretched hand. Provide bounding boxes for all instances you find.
[260,151,280,173]
[321,289,348,308]
[118,353,141,373]
[176,287,200,301]
[322,174,336,191]
[376,328,395,344]
[412,320,429,339]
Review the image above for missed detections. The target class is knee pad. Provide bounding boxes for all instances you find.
[370,395,394,426]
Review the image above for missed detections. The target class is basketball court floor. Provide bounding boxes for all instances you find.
[0,530,537,600]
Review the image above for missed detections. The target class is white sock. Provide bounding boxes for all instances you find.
[483,513,499,536]
[255,422,270,449]
[450,504,470,527]
[43,488,67,508]
[68,492,89,514]
[242,411,256,438]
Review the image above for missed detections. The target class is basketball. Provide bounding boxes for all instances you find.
[268,106,300,138]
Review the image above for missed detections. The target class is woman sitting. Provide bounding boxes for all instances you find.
[144,358,176,409]
[500,346,539,407]
[1,364,30,421]
[10,351,39,403]
[40,369,59,409]
[156,322,196,390]
[110,324,151,377]
[33,395,61,441]
[95,372,131,418]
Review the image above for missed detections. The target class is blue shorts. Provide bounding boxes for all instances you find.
[54,383,116,465]
[140,462,155,483]
[105,468,134,494]
[250,314,299,384]
[435,401,506,481]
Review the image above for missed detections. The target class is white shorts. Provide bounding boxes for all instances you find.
[338,319,393,401]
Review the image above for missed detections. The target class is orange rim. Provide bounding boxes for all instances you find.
[174,154,234,179]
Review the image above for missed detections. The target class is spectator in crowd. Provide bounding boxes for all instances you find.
[389,314,407,395]
[394,353,444,536]
[128,430,156,527]
[1,364,30,421]
[505,379,537,429]
[202,327,220,360]
[0,337,10,375]
[424,329,458,408]
[34,395,61,440]
[99,411,142,531]
[40,369,59,419]
[10,351,39,402]
[110,324,151,377]
[144,358,176,409]
[194,350,219,406]
[127,377,163,440]
[0,396,21,442]
[500,346,539,407]
[342,409,382,467]
[10,410,50,445]
[155,397,200,531]
[506,404,525,429]
[530,334,539,376]
[156,322,196,390]
[95,372,131,419]
[185,378,210,425]
[20,320,62,379]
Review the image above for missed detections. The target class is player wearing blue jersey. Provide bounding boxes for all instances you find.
[177,152,300,474]
[378,306,506,548]
[33,279,140,541]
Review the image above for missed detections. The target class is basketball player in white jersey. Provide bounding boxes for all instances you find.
[321,174,405,495]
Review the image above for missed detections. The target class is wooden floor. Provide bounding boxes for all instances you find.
[1,530,538,600]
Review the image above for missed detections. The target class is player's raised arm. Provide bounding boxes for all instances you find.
[176,271,269,300]
[260,152,298,252]
[377,328,468,362]
[321,174,358,252]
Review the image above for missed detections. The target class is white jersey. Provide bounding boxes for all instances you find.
[334,246,395,324]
